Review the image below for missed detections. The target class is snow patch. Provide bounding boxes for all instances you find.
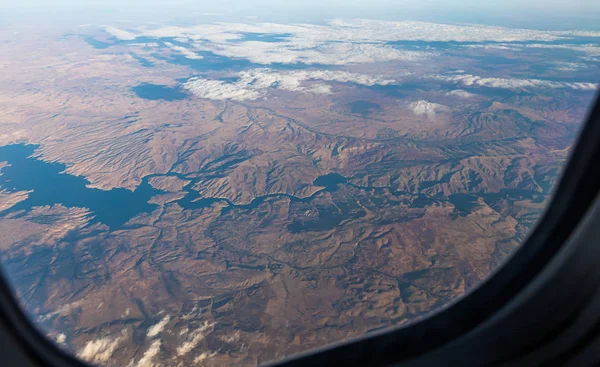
[410,100,448,119]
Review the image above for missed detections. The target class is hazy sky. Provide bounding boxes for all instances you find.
[1,0,599,29]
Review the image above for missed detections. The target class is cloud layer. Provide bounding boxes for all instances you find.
[182,69,397,101]
[103,19,598,66]
[104,20,599,101]
[208,41,433,65]
[117,19,600,44]
[434,73,597,91]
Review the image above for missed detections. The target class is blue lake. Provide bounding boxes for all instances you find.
[235,32,292,43]
[313,173,347,192]
[349,100,381,117]
[0,144,160,229]
[130,53,154,67]
[387,37,600,51]
[84,36,112,49]
[132,83,189,101]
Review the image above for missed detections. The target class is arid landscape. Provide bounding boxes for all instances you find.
[0,18,598,366]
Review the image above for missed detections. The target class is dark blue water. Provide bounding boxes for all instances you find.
[130,53,154,67]
[158,51,322,71]
[84,36,112,49]
[387,37,600,51]
[448,193,480,217]
[366,83,428,98]
[410,194,437,208]
[482,188,543,206]
[0,145,359,230]
[84,33,324,71]
[219,76,242,83]
[349,101,381,117]
[0,144,160,228]
[235,32,291,43]
[132,83,189,101]
[471,55,520,66]
[313,173,347,192]
[176,186,228,211]
[153,51,259,72]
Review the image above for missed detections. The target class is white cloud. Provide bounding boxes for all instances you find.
[140,24,244,43]
[105,19,600,66]
[164,42,204,60]
[523,43,600,59]
[327,19,600,43]
[183,78,262,101]
[194,351,218,364]
[463,44,521,51]
[147,315,170,338]
[446,89,476,98]
[182,68,397,101]
[104,26,137,41]
[177,321,214,356]
[126,19,600,44]
[132,340,162,367]
[210,41,433,65]
[410,100,449,119]
[552,62,589,71]
[434,73,597,91]
[56,333,67,345]
[77,336,122,364]
[302,69,397,86]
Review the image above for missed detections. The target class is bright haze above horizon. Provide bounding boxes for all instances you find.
[1,0,600,30]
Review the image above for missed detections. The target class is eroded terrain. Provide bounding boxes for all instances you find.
[0,20,597,366]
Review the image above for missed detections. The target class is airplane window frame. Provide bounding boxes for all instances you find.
[0,91,599,366]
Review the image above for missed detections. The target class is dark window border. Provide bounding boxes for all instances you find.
[0,92,599,367]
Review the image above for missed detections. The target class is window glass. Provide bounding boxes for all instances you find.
[0,1,598,366]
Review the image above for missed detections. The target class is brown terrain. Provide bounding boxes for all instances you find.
[0,22,597,367]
